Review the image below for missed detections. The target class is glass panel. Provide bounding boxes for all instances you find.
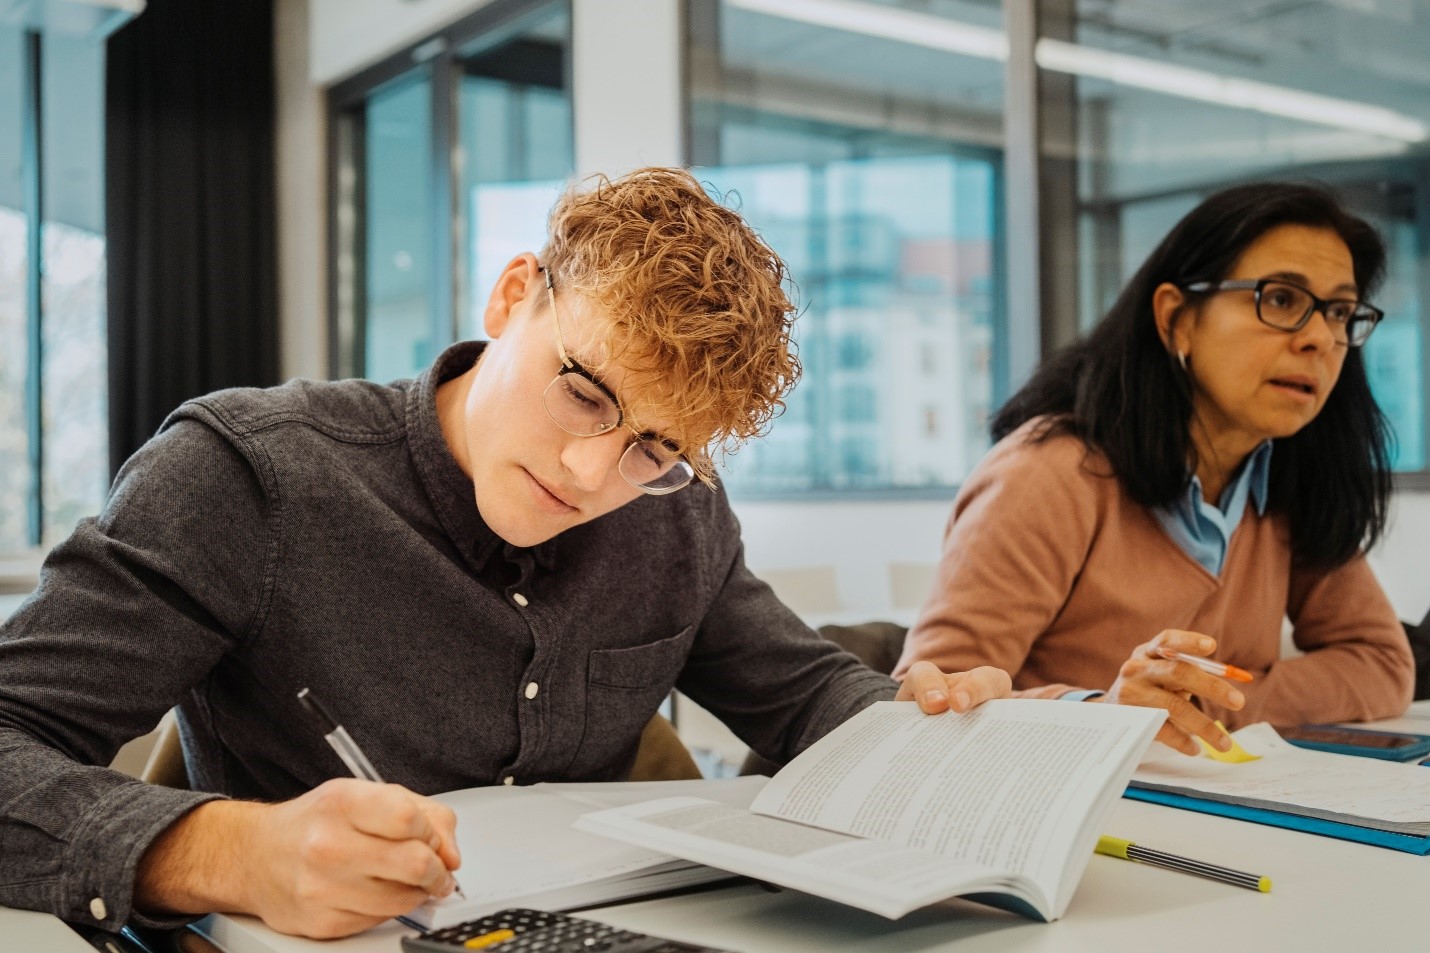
[0,27,31,552]
[690,0,1005,493]
[365,75,434,383]
[1061,0,1430,472]
[40,32,107,546]
[456,6,572,341]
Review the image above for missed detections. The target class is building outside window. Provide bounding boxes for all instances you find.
[0,26,108,554]
[689,0,1006,494]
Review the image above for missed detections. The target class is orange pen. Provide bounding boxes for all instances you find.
[1160,650,1254,683]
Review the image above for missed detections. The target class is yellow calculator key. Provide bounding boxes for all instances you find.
[463,928,515,949]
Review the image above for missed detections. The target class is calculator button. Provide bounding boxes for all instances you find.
[464,929,516,949]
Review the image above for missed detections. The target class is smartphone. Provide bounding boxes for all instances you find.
[1273,724,1430,762]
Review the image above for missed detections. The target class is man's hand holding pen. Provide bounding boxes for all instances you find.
[240,778,461,937]
[132,687,466,940]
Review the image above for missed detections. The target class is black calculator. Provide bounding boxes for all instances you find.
[399,907,734,953]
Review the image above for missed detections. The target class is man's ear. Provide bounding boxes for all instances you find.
[1152,282,1190,354]
[483,253,542,339]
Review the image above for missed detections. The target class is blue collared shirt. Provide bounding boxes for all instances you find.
[1154,440,1273,577]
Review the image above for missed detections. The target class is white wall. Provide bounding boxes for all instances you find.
[1372,492,1430,622]
[731,490,1430,626]
[571,0,683,176]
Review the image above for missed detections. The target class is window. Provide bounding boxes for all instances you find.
[0,27,30,552]
[0,27,107,553]
[689,0,1005,495]
[40,33,108,542]
[1058,0,1430,475]
[331,1,572,383]
[329,0,1430,495]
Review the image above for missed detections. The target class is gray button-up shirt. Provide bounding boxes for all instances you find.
[0,342,896,929]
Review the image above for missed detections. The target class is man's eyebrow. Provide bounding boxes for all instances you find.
[1265,270,1359,297]
[569,350,683,449]
[566,350,622,403]
[633,429,684,453]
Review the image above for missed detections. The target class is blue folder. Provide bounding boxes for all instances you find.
[1123,786,1430,855]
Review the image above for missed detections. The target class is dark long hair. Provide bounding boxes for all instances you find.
[992,182,1393,569]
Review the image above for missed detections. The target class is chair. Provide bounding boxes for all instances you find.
[741,620,908,776]
[139,711,700,789]
[628,713,702,781]
[1406,608,1430,701]
[140,710,187,788]
[754,566,842,617]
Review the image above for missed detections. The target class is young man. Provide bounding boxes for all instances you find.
[0,168,1010,939]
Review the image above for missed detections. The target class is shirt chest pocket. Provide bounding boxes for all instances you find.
[565,625,696,779]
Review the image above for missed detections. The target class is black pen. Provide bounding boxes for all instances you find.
[297,687,466,900]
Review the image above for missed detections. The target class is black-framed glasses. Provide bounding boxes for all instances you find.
[1182,278,1383,348]
[539,267,695,495]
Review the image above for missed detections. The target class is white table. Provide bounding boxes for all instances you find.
[585,795,1429,953]
[0,906,96,952]
[181,786,1430,953]
[11,703,1430,953]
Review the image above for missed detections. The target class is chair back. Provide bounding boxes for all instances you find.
[138,710,700,787]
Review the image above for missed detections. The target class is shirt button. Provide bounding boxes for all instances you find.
[524,682,539,700]
[89,897,107,920]
[503,776,515,786]
[512,592,529,607]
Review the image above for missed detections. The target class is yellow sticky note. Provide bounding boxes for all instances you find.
[1197,721,1261,763]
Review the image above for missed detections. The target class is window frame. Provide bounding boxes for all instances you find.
[325,0,572,381]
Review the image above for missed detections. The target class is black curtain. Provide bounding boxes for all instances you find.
[105,0,279,478]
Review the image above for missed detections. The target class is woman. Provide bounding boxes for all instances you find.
[896,182,1414,756]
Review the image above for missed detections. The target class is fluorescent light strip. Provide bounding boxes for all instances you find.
[726,0,1428,143]
[730,0,1009,60]
[1036,39,1427,143]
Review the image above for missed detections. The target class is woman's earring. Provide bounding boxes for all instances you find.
[1177,351,1189,372]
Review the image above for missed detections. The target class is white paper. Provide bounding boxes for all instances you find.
[1133,722,1430,832]
[413,778,761,928]
[753,700,1162,893]
[576,795,1014,919]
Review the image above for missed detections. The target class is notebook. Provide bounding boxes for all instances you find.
[1127,722,1430,854]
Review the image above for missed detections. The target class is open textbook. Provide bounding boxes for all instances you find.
[1129,722,1430,851]
[575,699,1165,921]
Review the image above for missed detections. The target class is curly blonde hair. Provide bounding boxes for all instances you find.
[540,167,800,484]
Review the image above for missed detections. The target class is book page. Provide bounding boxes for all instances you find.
[1133,723,1430,833]
[751,700,1163,895]
[575,796,1017,920]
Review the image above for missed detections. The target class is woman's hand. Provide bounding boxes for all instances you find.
[1098,630,1246,755]
[895,661,1013,714]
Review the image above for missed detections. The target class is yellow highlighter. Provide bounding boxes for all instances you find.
[1097,835,1271,893]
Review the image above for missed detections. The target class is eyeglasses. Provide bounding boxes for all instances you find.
[540,267,695,495]
[1182,278,1383,348]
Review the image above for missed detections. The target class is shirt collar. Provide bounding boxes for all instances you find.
[1177,439,1273,519]
[406,341,559,574]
